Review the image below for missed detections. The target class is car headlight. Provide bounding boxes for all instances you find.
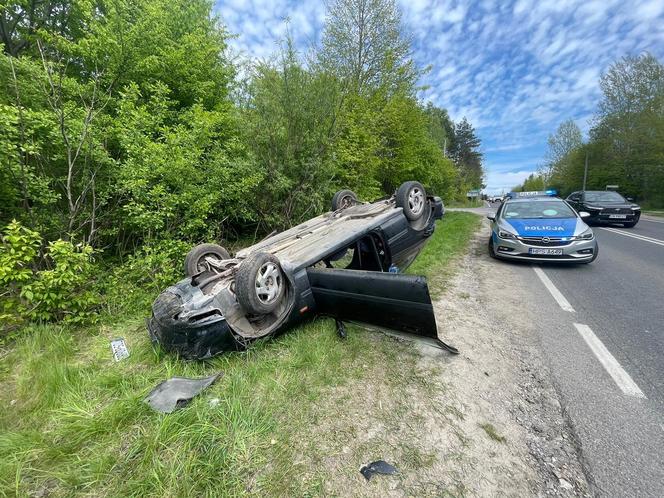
[584,205,603,211]
[498,229,516,239]
[576,228,594,240]
[631,205,641,211]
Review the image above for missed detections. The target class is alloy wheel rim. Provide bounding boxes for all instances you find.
[255,262,281,303]
[408,187,424,215]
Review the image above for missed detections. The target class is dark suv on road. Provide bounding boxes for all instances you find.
[566,190,641,227]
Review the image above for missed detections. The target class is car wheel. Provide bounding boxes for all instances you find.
[331,189,358,211]
[488,237,497,259]
[236,252,286,315]
[184,243,230,276]
[396,181,426,221]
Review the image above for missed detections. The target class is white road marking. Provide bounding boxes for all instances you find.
[600,227,664,247]
[641,217,664,224]
[533,266,575,313]
[573,323,647,398]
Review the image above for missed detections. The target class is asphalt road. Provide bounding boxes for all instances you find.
[462,202,664,496]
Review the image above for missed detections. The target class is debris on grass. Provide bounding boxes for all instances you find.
[110,337,130,361]
[359,460,398,481]
[144,373,222,413]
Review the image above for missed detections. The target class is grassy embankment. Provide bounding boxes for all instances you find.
[444,198,486,208]
[0,212,481,497]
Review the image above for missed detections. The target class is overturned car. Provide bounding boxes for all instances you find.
[148,181,450,359]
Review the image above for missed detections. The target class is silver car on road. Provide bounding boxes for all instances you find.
[487,196,599,263]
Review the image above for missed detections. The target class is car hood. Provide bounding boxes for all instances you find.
[501,218,586,237]
[585,201,634,209]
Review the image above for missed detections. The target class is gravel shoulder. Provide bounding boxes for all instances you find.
[278,219,591,496]
[425,220,591,496]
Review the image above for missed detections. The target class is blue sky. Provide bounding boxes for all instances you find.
[215,0,664,194]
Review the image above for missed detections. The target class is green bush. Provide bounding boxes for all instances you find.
[101,239,190,315]
[0,221,99,338]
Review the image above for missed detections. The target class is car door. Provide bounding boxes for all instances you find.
[306,267,450,350]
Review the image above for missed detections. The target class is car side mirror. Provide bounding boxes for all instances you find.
[579,211,590,218]
[626,197,634,202]
[486,215,495,221]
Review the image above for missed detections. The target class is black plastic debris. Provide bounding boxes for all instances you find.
[360,460,398,481]
[335,319,347,339]
[144,373,221,413]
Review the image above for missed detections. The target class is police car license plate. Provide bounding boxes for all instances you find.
[609,214,627,219]
[529,248,563,255]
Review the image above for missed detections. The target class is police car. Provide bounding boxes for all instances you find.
[487,191,598,263]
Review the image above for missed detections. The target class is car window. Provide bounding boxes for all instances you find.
[502,200,577,219]
[584,191,626,202]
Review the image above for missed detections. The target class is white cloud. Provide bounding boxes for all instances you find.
[215,0,664,191]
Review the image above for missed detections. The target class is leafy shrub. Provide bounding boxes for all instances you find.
[102,239,190,315]
[0,221,99,338]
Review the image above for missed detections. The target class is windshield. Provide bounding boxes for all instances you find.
[502,200,576,219]
[584,191,626,202]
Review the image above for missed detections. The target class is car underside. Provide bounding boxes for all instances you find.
[148,181,450,359]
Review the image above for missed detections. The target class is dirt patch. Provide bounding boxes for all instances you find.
[425,221,591,496]
[265,220,590,497]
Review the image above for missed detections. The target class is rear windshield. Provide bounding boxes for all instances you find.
[584,191,626,202]
[502,201,576,219]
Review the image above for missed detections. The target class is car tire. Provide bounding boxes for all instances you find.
[331,189,358,211]
[396,181,426,221]
[488,237,497,259]
[184,243,230,276]
[235,252,286,315]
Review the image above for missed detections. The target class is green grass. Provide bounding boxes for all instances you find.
[643,210,664,218]
[408,211,482,296]
[479,423,506,443]
[0,211,482,497]
[445,198,486,208]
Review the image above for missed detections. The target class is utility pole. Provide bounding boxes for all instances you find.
[582,152,588,190]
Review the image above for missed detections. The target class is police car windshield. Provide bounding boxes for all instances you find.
[502,200,576,219]
[584,191,625,202]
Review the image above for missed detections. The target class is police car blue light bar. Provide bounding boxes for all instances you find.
[507,190,558,198]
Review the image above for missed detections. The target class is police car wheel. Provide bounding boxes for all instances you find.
[488,237,497,259]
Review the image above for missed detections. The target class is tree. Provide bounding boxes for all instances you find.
[423,103,454,156]
[319,0,417,94]
[450,117,483,189]
[543,119,582,182]
[0,0,88,56]
[588,53,664,204]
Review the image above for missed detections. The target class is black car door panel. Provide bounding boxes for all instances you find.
[306,268,441,343]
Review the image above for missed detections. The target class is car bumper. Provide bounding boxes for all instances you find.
[587,212,640,224]
[492,233,598,262]
[148,287,244,359]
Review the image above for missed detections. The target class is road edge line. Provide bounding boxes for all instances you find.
[573,323,646,398]
[533,266,575,313]
[600,227,664,246]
